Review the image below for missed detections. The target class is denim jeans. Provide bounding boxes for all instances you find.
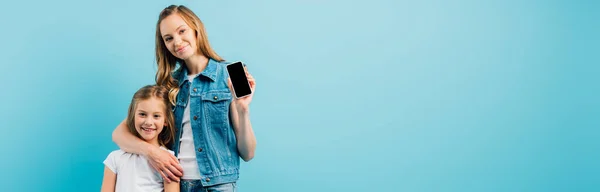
[181,179,236,192]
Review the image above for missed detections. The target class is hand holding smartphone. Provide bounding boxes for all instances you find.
[226,61,253,99]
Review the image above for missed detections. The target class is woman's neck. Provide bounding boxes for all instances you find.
[184,54,209,75]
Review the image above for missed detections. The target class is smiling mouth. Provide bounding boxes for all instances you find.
[141,127,157,131]
[176,45,188,53]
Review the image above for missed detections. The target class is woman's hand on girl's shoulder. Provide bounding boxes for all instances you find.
[147,146,183,183]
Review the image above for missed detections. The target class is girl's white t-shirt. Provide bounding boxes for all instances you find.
[103,147,174,192]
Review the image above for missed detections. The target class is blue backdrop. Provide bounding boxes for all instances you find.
[1,0,599,191]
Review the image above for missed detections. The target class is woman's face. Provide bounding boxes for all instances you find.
[160,13,198,60]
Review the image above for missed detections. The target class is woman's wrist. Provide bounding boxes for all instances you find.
[235,104,250,115]
[142,142,157,157]
[237,109,250,122]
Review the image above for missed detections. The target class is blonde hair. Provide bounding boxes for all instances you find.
[126,85,176,148]
[155,5,224,105]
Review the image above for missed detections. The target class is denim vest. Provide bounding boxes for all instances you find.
[171,59,239,186]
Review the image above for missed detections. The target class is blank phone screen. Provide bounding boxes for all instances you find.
[227,62,252,98]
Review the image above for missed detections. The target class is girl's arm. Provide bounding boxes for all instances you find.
[228,71,257,162]
[164,180,180,192]
[112,119,183,182]
[100,166,116,192]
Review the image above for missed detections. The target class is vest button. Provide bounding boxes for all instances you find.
[213,96,218,100]
[193,88,197,92]
[198,148,203,152]
[205,177,210,182]
[193,116,198,120]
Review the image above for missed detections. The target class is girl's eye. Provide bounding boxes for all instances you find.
[154,115,161,118]
[179,29,186,34]
[165,37,172,42]
[138,113,146,117]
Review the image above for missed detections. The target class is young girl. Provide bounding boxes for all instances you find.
[102,85,179,192]
[112,5,257,192]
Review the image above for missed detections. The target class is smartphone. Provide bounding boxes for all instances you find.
[226,61,252,98]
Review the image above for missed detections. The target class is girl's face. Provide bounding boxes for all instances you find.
[134,97,166,145]
[160,13,199,60]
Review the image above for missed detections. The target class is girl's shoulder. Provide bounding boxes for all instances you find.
[106,149,126,158]
[104,149,145,164]
[103,149,129,173]
[105,149,140,161]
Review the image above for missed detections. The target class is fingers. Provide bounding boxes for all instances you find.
[164,154,181,181]
[170,155,184,175]
[248,74,255,87]
[244,71,256,90]
[163,167,179,183]
[159,169,172,183]
[243,66,255,86]
[168,164,183,178]
[150,161,171,182]
[150,151,182,183]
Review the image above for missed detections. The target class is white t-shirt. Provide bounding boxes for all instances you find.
[103,147,174,192]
